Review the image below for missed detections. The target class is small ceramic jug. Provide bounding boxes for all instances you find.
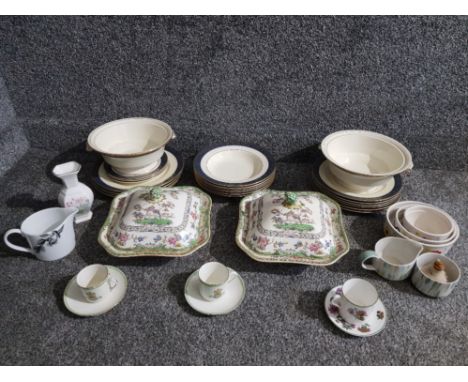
[361,237,424,281]
[53,161,93,223]
[3,207,78,261]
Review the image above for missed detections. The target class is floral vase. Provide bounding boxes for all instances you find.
[52,161,94,223]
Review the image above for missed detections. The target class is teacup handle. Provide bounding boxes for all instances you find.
[227,269,237,284]
[3,229,33,254]
[330,294,342,308]
[360,250,379,271]
[107,276,118,291]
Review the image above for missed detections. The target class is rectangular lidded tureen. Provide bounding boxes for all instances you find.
[98,186,211,257]
[236,190,349,266]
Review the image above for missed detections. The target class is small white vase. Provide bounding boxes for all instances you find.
[53,161,94,223]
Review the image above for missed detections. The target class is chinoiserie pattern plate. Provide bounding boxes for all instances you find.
[235,190,350,266]
[98,186,212,257]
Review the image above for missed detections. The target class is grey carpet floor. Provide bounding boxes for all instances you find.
[0,147,467,365]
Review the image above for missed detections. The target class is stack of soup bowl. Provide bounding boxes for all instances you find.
[311,130,413,213]
[193,144,276,197]
[384,200,460,255]
[87,118,184,197]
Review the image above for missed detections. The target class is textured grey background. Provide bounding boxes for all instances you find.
[0,16,467,365]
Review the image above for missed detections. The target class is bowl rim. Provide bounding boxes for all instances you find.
[394,207,455,245]
[87,117,174,158]
[386,201,459,248]
[321,130,413,178]
[402,205,454,239]
[415,252,461,284]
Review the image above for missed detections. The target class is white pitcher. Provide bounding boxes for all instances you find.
[3,207,78,261]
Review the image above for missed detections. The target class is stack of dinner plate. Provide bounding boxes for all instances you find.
[193,144,276,197]
[92,147,184,198]
[312,130,412,213]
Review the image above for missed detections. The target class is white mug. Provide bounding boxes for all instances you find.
[330,278,379,326]
[76,264,118,303]
[198,262,235,301]
[3,207,77,261]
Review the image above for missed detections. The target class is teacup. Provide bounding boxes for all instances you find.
[76,264,118,303]
[360,237,424,281]
[330,278,380,326]
[411,252,461,298]
[3,207,77,261]
[198,262,235,301]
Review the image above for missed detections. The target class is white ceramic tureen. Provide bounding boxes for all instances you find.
[98,186,211,257]
[236,190,350,266]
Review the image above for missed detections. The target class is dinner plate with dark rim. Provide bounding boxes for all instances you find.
[311,156,402,203]
[193,144,276,187]
[194,170,276,191]
[194,170,275,197]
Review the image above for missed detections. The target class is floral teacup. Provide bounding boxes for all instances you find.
[330,278,380,326]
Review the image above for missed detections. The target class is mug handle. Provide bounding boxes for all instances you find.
[360,250,379,271]
[3,229,33,254]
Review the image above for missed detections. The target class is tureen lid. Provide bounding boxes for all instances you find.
[236,190,349,266]
[98,186,211,257]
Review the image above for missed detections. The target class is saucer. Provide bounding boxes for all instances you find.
[63,266,127,317]
[184,268,245,315]
[324,286,387,337]
[319,161,395,198]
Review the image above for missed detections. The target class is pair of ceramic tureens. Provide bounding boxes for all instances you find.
[98,187,350,267]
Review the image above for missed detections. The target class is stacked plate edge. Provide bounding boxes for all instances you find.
[92,147,184,198]
[311,156,402,213]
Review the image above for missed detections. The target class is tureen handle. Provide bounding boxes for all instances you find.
[283,192,298,207]
[149,187,163,201]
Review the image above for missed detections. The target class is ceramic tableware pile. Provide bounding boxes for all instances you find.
[384,200,460,255]
[87,118,184,197]
[193,144,276,197]
[312,130,413,213]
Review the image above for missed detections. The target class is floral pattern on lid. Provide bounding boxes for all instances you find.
[236,190,350,266]
[98,186,211,257]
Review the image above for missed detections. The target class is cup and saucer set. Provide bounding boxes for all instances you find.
[63,264,128,317]
[184,262,246,315]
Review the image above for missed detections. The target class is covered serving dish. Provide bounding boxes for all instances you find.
[236,190,349,266]
[98,186,211,257]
